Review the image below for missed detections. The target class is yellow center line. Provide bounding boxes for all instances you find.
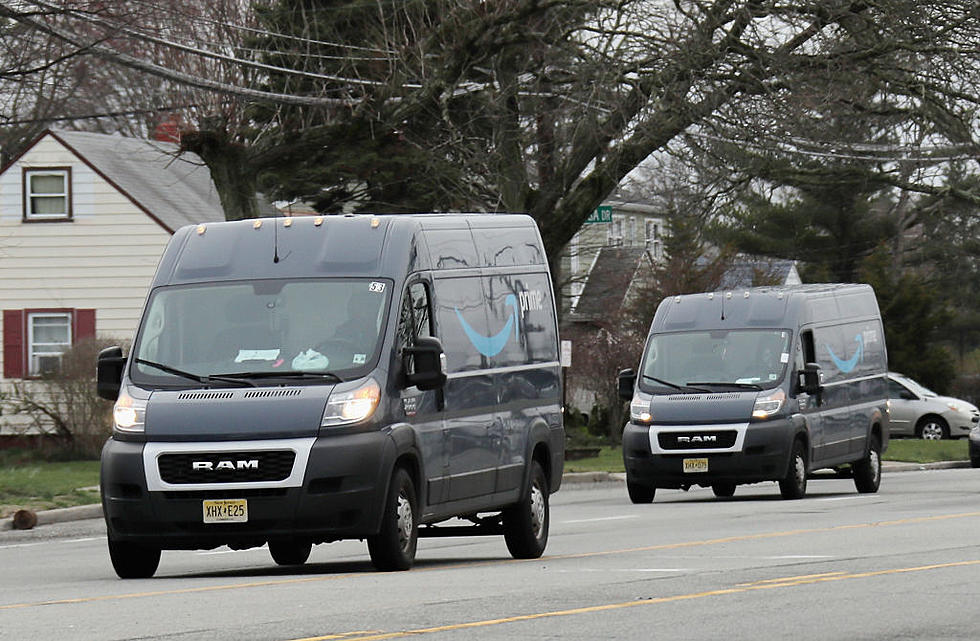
[2,510,978,611]
[291,560,980,641]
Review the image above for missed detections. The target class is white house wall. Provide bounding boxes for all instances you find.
[0,134,172,377]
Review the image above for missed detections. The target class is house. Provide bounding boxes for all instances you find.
[0,129,225,424]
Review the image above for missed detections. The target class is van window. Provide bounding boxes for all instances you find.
[485,273,558,367]
[131,278,391,385]
[397,282,432,348]
[639,328,791,392]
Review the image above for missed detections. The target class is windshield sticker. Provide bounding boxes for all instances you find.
[369,282,386,293]
[292,349,328,370]
[353,353,366,365]
[780,353,789,363]
[235,349,280,363]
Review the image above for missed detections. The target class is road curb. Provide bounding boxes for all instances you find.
[3,461,973,530]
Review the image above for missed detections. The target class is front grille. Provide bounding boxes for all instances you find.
[158,450,296,484]
[658,430,738,450]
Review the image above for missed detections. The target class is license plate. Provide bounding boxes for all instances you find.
[683,458,709,473]
[203,499,248,523]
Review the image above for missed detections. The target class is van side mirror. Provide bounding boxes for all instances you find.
[617,368,636,401]
[799,362,822,395]
[97,346,126,400]
[404,336,447,392]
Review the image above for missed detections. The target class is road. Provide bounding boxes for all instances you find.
[1,468,978,641]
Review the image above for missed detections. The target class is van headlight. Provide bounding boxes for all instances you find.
[752,388,785,420]
[113,388,147,434]
[630,391,653,425]
[321,378,381,428]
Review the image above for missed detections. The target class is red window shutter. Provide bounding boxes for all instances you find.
[75,308,96,341]
[3,309,26,379]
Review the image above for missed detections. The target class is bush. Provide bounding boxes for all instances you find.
[1,338,123,459]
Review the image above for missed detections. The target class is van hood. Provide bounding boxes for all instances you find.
[144,386,332,441]
[649,391,758,424]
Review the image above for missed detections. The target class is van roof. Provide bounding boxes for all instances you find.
[151,213,547,287]
[652,283,880,332]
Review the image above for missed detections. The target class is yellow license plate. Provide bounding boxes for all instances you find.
[203,499,248,523]
[683,458,709,473]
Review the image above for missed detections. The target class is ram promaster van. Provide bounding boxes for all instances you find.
[96,213,563,578]
[617,284,888,503]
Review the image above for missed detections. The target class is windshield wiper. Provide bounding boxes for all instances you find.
[641,374,686,392]
[135,359,257,387]
[211,370,345,383]
[687,381,763,391]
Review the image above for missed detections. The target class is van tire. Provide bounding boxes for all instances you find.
[779,440,808,499]
[627,479,655,504]
[853,435,882,494]
[503,460,550,559]
[367,467,418,571]
[712,483,736,498]
[269,539,312,566]
[108,539,161,579]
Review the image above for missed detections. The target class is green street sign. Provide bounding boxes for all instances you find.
[586,205,612,223]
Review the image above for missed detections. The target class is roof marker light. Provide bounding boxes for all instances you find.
[726,291,733,299]
[284,217,292,228]
[196,225,206,235]
[253,220,262,229]
[708,293,714,300]
[370,217,380,228]
[744,291,750,298]
[314,217,323,226]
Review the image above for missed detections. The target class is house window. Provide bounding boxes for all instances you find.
[23,168,72,221]
[3,308,95,378]
[28,313,72,376]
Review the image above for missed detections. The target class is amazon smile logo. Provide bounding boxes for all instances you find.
[455,289,543,357]
[825,333,864,373]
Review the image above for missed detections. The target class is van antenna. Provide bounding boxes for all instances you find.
[720,292,726,321]
[273,217,280,263]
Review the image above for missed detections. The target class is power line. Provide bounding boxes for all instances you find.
[0,104,202,126]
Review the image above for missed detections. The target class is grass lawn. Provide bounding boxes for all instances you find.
[0,459,101,518]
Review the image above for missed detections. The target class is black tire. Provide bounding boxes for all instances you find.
[367,467,418,571]
[853,435,882,494]
[712,482,736,498]
[779,439,808,500]
[916,416,949,440]
[108,539,161,579]
[269,539,312,566]
[503,460,550,559]
[626,478,655,504]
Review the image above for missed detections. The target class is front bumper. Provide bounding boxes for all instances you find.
[622,419,796,488]
[101,432,394,549]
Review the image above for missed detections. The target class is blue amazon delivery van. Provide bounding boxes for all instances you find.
[97,213,563,578]
[617,284,888,502]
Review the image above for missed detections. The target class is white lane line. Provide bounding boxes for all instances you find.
[817,496,873,502]
[560,515,640,524]
[0,536,101,551]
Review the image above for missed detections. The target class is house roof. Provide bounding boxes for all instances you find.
[571,245,649,321]
[715,256,801,289]
[47,129,226,232]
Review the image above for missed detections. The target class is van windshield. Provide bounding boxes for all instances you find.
[639,328,792,393]
[131,278,391,386]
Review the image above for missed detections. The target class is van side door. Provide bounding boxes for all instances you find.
[397,280,449,505]
[432,274,499,502]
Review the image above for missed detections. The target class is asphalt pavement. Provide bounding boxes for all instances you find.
[2,460,971,532]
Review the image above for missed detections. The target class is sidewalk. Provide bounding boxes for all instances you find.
[2,460,973,531]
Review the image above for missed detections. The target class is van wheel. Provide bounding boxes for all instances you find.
[503,460,550,559]
[627,478,655,504]
[779,440,808,499]
[368,467,418,571]
[853,435,882,494]
[916,417,948,440]
[108,538,161,579]
[269,539,312,566]
[712,483,736,498]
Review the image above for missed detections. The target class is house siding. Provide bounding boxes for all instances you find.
[0,134,172,378]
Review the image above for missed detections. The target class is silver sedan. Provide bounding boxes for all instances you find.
[886,372,979,440]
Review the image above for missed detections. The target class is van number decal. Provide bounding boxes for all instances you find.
[369,282,386,293]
